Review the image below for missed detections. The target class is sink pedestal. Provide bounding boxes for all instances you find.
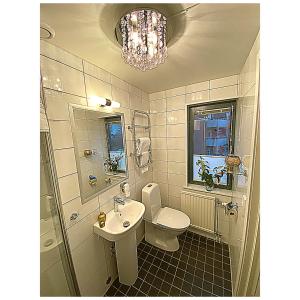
[115,230,138,285]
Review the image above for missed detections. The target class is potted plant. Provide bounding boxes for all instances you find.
[196,156,227,191]
[196,156,214,191]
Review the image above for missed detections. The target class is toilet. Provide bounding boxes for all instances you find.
[142,183,190,252]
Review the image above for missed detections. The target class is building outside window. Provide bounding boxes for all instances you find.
[187,100,236,189]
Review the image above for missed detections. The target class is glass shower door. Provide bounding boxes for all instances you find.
[40,132,79,296]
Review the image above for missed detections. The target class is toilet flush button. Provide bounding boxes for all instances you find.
[147,184,152,187]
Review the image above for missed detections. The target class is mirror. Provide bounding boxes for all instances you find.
[69,105,128,203]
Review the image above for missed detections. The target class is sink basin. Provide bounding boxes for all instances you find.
[93,199,145,242]
[93,199,145,285]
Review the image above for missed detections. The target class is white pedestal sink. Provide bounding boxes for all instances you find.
[93,199,145,285]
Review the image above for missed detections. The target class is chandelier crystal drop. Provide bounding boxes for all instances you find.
[120,9,168,71]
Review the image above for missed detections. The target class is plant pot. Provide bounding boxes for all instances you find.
[205,183,214,192]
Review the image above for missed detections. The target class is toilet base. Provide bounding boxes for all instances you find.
[145,222,184,252]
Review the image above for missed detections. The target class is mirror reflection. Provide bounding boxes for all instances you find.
[70,105,128,203]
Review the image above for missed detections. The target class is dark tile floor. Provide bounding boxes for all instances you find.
[105,231,232,297]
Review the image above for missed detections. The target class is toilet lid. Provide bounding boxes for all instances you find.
[155,207,190,230]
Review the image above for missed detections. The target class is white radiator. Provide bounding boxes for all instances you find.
[181,190,216,233]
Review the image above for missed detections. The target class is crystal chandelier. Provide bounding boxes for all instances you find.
[120,9,168,71]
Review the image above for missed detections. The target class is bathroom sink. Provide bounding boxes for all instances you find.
[93,199,145,242]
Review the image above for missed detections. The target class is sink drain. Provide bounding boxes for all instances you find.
[123,221,130,228]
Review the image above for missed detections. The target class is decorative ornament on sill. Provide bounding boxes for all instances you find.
[119,9,168,71]
[225,155,241,174]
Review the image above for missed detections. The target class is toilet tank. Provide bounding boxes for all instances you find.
[142,183,162,222]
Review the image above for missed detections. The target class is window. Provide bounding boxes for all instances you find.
[188,100,236,189]
[105,117,126,173]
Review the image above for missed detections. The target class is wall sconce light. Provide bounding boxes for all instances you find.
[89,96,120,108]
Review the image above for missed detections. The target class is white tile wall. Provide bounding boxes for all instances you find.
[83,60,111,83]
[41,56,86,97]
[49,120,74,150]
[149,74,241,248]
[58,173,80,204]
[40,41,152,296]
[85,75,112,101]
[53,148,77,178]
[166,95,186,111]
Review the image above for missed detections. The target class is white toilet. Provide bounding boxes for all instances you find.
[142,183,190,252]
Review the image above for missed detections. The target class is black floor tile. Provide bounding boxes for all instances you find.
[104,231,232,297]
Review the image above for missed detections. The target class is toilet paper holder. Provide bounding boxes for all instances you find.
[224,201,238,216]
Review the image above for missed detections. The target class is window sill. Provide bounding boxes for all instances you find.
[183,184,233,197]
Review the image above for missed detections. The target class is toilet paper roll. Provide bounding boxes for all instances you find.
[123,183,130,197]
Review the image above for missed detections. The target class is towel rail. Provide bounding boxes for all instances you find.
[128,110,152,168]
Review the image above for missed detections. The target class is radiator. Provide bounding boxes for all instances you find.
[181,190,216,233]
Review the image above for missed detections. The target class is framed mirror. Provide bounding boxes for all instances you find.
[69,104,128,203]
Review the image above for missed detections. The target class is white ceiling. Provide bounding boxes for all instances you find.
[40,3,260,93]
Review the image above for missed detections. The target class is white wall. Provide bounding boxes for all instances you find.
[229,32,260,293]
[149,74,240,243]
[40,40,152,296]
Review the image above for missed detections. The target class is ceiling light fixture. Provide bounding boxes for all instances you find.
[119,9,168,71]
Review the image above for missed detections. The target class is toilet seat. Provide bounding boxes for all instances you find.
[153,207,190,231]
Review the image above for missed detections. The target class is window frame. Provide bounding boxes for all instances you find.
[187,99,237,190]
[105,117,126,174]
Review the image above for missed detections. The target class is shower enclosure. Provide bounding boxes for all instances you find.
[40,132,80,296]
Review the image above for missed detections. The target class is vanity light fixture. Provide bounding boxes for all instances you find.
[119,9,167,71]
[89,96,120,108]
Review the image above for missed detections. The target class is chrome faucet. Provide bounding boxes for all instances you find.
[113,195,125,212]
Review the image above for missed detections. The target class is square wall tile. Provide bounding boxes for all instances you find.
[166,137,185,150]
[150,112,166,126]
[151,138,167,149]
[49,120,74,150]
[40,41,83,71]
[166,95,185,112]
[130,94,143,110]
[41,56,86,97]
[85,75,111,103]
[165,86,186,97]
[67,209,99,250]
[167,110,185,124]
[54,148,77,178]
[167,124,185,137]
[153,171,168,184]
[111,86,130,108]
[167,162,186,175]
[58,173,80,204]
[152,149,167,161]
[185,90,209,104]
[210,85,238,101]
[45,89,87,121]
[83,60,110,83]
[63,196,99,228]
[210,75,238,89]
[168,173,186,187]
[111,75,129,91]
[186,81,209,93]
[168,184,183,197]
[149,91,166,101]
[150,99,166,113]
[129,85,142,96]
[151,125,166,138]
[167,150,185,163]
[152,160,167,173]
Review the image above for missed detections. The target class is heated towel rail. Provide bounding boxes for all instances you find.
[128,110,152,168]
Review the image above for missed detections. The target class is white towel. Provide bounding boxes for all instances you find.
[136,137,150,155]
[140,151,149,173]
